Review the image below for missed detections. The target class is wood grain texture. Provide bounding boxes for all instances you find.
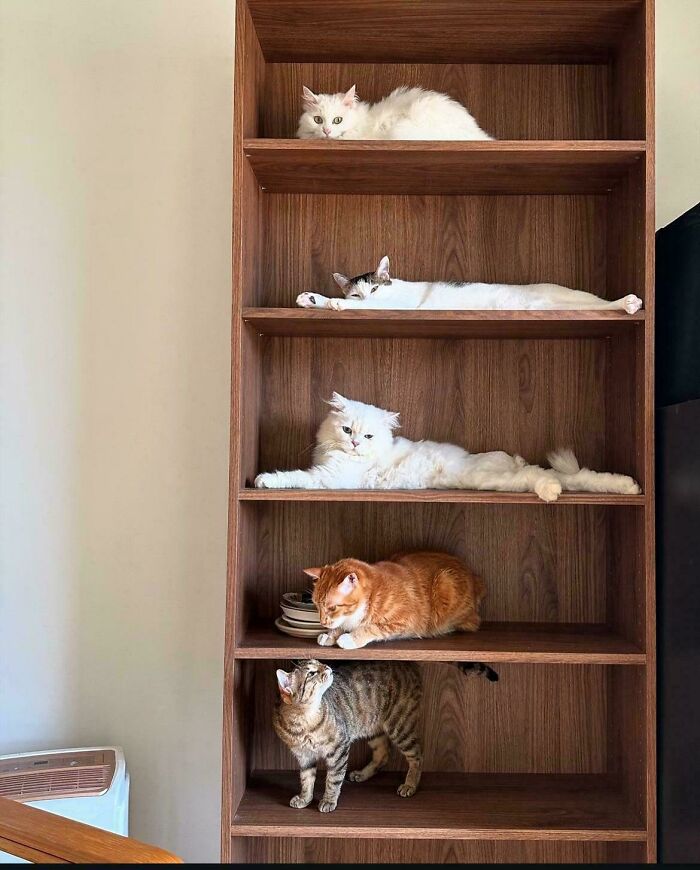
[223,0,266,861]
[237,622,645,665]
[641,2,656,860]
[0,797,181,864]
[240,490,645,505]
[263,63,610,140]
[255,337,612,474]
[232,836,647,863]
[232,771,644,840]
[227,0,655,861]
[245,140,645,195]
[257,190,610,307]
[243,502,611,625]
[246,0,644,63]
[244,309,646,340]
[249,662,608,775]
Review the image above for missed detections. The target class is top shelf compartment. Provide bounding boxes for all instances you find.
[241,1,649,141]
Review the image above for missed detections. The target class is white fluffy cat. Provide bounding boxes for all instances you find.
[254,393,641,502]
[296,85,492,141]
[297,257,643,314]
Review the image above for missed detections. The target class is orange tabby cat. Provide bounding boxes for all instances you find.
[307,551,485,650]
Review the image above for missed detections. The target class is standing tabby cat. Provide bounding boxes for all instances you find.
[274,659,497,813]
[307,551,484,649]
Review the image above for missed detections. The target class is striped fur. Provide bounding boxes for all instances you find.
[274,660,422,812]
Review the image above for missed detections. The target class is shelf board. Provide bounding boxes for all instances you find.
[240,489,645,506]
[243,308,645,339]
[243,140,646,195]
[232,771,646,841]
[235,622,645,665]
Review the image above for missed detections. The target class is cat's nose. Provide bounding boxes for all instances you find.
[323,128,331,136]
[351,439,360,447]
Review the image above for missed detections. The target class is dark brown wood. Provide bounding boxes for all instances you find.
[245,140,645,195]
[263,63,611,140]
[233,836,646,863]
[240,489,645,505]
[226,0,655,862]
[247,0,644,63]
[232,771,644,840]
[244,309,645,340]
[222,0,266,862]
[258,190,610,308]
[237,621,645,664]
[0,797,181,864]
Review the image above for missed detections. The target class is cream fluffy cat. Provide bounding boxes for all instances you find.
[253,393,641,502]
[297,257,644,314]
[296,85,492,141]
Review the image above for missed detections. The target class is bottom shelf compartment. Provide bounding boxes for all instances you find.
[231,833,646,864]
[232,771,645,841]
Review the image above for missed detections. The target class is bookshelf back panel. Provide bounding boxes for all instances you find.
[256,193,608,308]
[248,661,607,774]
[253,336,617,476]
[262,63,610,141]
[242,502,608,625]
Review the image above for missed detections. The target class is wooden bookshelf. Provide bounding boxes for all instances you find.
[223,0,655,863]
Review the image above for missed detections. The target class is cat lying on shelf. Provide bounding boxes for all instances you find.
[274,659,496,813]
[296,256,644,314]
[307,551,490,652]
[253,392,641,502]
[297,84,492,141]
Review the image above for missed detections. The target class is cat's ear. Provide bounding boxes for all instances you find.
[375,255,391,284]
[338,572,358,596]
[276,669,293,702]
[342,84,357,107]
[326,392,347,411]
[332,272,350,291]
[303,566,324,580]
[384,410,401,430]
[302,85,319,107]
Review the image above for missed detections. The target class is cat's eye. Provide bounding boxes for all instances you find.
[349,293,361,299]
[371,285,378,294]
[365,434,373,439]
[342,426,352,434]
[314,115,323,124]
[332,116,343,124]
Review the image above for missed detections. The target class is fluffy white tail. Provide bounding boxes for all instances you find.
[547,448,581,475]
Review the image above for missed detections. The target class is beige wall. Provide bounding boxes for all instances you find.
[0,0,233,862]
[656,0,700,227]
[0,0,698,863]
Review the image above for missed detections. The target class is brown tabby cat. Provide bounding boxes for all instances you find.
[307,551,485,650]
[274,659,422,813]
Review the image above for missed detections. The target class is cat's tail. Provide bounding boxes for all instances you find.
[547,447,580,476]
[455,662,499,682]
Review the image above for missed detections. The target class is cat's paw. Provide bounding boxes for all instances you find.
[620,476,642,495]
[535,477,562,503]
[254,473,275,489]
[289,794,312,809]
[328,298,346,311]
[336,633,359,649]
[317,632,336,647]
[623,294,643,314]
[348,769,369,782]
[397,783,417,798]
[296,292,320,308]
[318,799,337,813]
